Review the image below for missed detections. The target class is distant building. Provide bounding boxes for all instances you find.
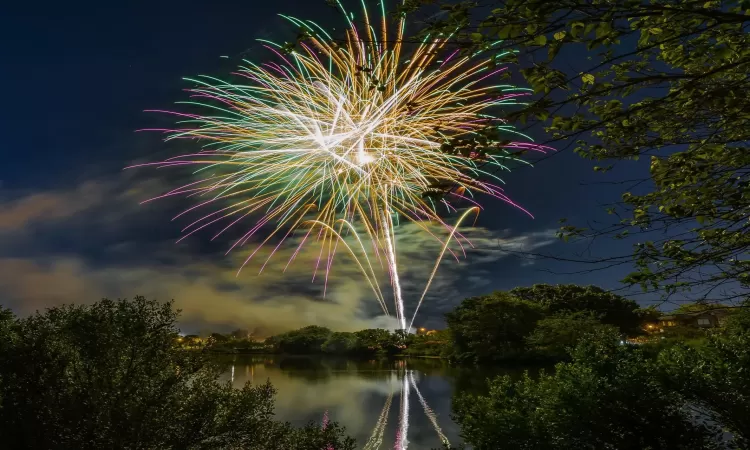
[657,309,733,330]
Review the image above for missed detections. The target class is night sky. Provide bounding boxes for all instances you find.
[0,0,652,333]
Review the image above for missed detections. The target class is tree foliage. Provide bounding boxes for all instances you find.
[445,292,544,363]
[403,0,750,301]
[658,304,750,447]
[452,328,725,449]
[526,311,617,359]
[509,284,643,333]
[270,325,333,354]
[673,301,732,314]
[321,331,359,354]
[0,297,355,450]
[444,285,651,363]
[403,329,454,357]
[265,326,406,356]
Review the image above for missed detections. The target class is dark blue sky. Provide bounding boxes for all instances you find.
[0,0,652,332]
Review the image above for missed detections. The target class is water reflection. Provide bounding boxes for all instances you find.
[218,355,473,449]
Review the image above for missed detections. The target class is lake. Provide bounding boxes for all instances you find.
[216,355,527,450]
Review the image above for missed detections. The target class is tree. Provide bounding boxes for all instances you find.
[526,311,617,359]
[723,301,750,331]
[445,292,544,363]
[210,332,229,343]
[673,301,732,314]
[452,328,724,449]
[0,307,14,410]
[0,307,14,347]
[392,329,410,348]
[230,328,252,340]
[183,334,202,347]
[0,296,355,450]
[321,332,359,354]
[353,328,396,354]
[272,325,332,354]
[509,284,643,334]
[404,329,454,357]
[658,304,750,447]
[403,0,749,302]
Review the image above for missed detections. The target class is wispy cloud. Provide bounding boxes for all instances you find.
[0,175,557,333]
[0,181,104,232]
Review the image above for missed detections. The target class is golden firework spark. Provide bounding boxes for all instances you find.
[135,0,548,330]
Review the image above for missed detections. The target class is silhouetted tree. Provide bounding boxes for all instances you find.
[446,292,544,363]
[0,297,355,450]
[509,284,643,334]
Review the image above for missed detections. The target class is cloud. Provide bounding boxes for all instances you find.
[0,175,558,333]
[0,181,104,232]
[0,250,400,335]
[0,172,168,238]
[385,223,558,324]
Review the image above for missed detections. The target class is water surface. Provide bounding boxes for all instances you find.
[218,355,524,449]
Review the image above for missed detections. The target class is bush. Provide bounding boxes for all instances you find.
[526,311,618,360]
[658,305,750,448]
[452,328,724,450]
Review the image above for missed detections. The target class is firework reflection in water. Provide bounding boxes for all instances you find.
[323,362,447,450]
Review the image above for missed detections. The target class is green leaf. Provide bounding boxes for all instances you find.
[549,42,562,60]
[582,73,595,84]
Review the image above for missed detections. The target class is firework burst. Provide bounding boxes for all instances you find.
[135,0,549,330]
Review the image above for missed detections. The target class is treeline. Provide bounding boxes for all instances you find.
[208,284,654,363]
[198,325,417,356]
[268,327,406,356]
[200,332,272,354]
[199,284,739,369]
[266,326,453,358]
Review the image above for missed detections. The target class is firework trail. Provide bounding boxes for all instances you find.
[134,0,549,328]
[362,364,449,449]
[395,369,411,450]
[363,392,394,450]
[409,372,449,446]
